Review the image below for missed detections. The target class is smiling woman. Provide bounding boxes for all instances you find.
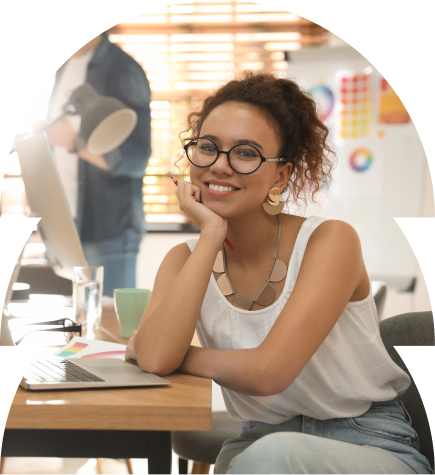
[124,71,432,474]
[177,71,335,209]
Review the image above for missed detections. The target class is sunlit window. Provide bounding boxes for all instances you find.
[109,1,327,226]
[1,2,327,225]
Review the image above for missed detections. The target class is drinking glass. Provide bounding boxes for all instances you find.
[73,266,104,331]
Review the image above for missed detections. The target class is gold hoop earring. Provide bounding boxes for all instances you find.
[263,186,284,215]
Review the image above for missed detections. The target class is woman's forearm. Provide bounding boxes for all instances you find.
[179,346,274,397]
[134,231,222,375]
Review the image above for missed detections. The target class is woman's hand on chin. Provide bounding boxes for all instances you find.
[176,179,227,242]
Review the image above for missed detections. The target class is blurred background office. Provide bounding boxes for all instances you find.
[0,3,433,471]
[15,32,152,297]
[2,0,432,315]
[4,1,432,317]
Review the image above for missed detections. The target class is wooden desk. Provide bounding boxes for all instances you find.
[2,307,211,473]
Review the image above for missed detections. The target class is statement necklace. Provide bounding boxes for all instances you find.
[212,215,288,311]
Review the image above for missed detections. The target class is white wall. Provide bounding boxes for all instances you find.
[136,232,200,290]
[381,158,434,320]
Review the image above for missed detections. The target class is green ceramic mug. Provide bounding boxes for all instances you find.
[114,288,152,339]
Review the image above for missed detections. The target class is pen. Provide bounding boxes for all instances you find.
[170,176,235,250]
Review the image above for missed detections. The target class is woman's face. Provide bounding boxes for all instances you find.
[189,102,291,219]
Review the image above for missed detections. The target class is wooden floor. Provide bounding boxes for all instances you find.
[1,454,213,474]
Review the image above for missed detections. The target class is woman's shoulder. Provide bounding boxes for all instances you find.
[281,214,361,257]
[282,214,355,233]
[306,218,362,259]
[161,242,193,270]
[281,213,307,227]
[311,218,359,240]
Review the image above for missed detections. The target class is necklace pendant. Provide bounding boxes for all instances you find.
[213,250,225,273]
[232,294,254,311]
[217,273,233,296]
[255,282,276,306]
[269,258,287,282]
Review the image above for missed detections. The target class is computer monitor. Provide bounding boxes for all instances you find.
[14,132,88,280]
[0,311,15,346]
[0,245,26,346]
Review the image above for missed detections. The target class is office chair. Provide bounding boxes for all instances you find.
[172,311,434,474]
[372,281,387,319]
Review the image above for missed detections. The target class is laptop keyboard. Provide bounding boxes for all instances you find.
[24,358,105,384]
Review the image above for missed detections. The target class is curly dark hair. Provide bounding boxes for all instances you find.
[178,70,336,206]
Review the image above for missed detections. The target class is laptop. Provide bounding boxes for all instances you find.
[0,242,171,391]
[21,356,171,391]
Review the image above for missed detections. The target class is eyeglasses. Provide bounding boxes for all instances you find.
[184,137,286,175]
[14,318,82,346]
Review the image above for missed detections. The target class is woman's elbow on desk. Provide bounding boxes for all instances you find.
[135,347,183,376]
[139,360,179,377]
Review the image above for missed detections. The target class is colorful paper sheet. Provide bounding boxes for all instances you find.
[308,84,335,122]
[334,139,384,198]
[379,77,411,124]
[55,337,126,360]
[339,71,373,138]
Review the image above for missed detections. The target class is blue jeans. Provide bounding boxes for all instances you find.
[215,399,432,474]
[82,228,142,297]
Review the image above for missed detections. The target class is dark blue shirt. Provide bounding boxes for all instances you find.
[49,33,151,242]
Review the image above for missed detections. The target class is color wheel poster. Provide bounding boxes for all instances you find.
[307,81,337,139]
[334,139,384,198]
[55,337,126,360]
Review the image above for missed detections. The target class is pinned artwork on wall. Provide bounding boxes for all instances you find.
[308,84,335,122]
[305,81,338,140]
[334,139,384,198]
[339,71,373,139]
[379,78,411,125]
[349,147,373,173]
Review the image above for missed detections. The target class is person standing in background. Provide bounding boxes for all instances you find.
[44,32,151,296]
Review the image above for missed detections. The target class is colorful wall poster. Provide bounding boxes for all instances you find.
[379,78,411,124]
[349,147,373,172]
[334,139,383,198]
[308,84,335,122]
[339,71,373,139]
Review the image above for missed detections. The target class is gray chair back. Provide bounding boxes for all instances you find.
[379,311,434,470]
[372,281,387,319]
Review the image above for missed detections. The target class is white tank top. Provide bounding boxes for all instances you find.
[186,216,411,424]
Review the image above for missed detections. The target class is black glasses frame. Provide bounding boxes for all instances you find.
[14,318,82,346]
[184,136,286,175]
